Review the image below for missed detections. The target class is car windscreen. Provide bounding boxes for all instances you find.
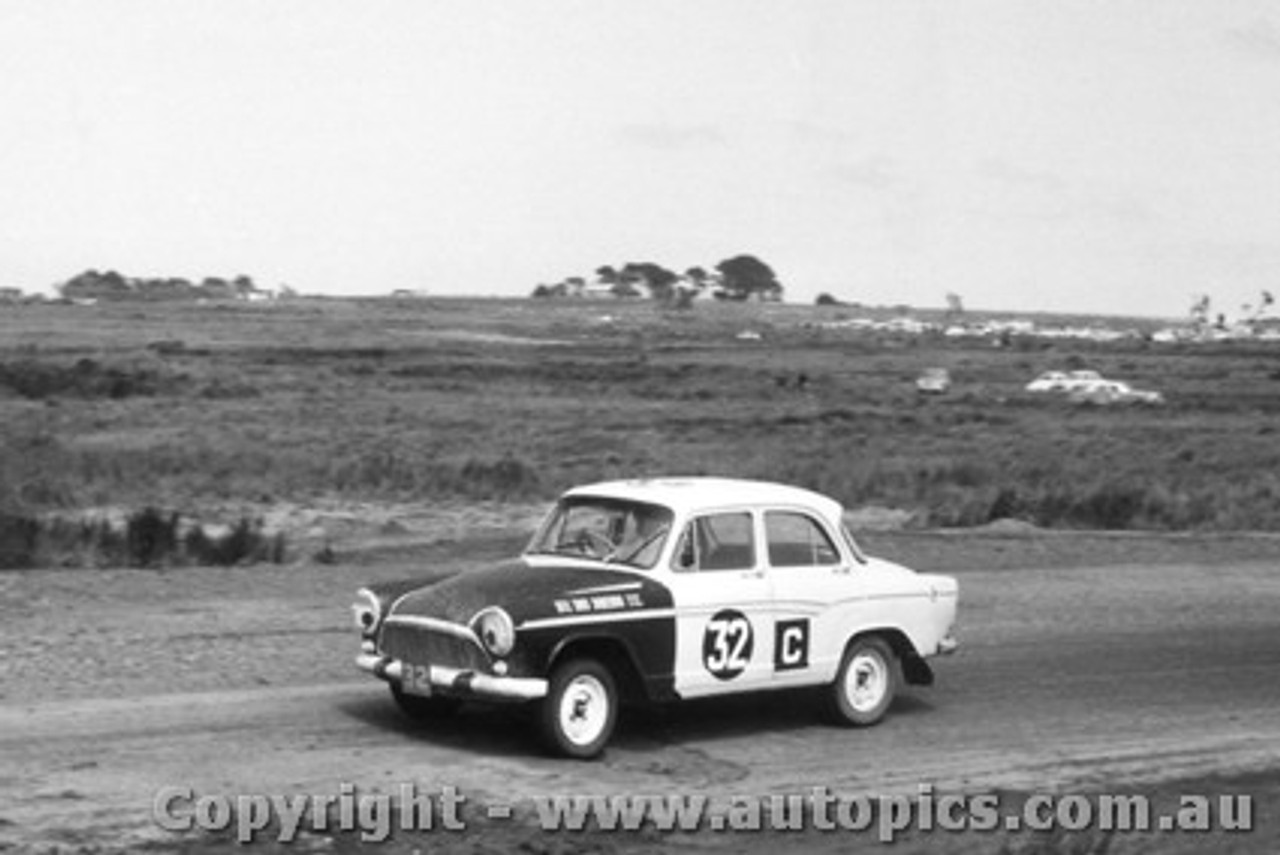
[526,497,674,569]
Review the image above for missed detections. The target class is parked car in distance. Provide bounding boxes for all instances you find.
[1025,369,1105,392]
[916,367,951,394]
[1069,380,1164,405]
[352,478,959,758]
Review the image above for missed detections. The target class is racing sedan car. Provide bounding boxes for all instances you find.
[352,478,959,758]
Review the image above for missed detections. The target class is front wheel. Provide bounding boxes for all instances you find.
[538,658,618,759]
[827,636,898,726]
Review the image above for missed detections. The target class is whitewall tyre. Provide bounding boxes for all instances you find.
[539,658,618,759]
[828,636,898,726]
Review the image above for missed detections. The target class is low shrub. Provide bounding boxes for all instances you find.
[0,508,287,570]
[0,513,41,569]
[126,507,181,567]
[184,518,286,566]
[0,358,164,400]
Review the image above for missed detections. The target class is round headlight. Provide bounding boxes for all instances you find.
[473,607,515,657]
[352,588,382,634]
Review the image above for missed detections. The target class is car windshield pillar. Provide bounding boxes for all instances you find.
[840,524,869,564]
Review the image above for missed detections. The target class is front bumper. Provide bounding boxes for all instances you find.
[356,651,548,702]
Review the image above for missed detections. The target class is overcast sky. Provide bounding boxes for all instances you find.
[3,1,1279,317]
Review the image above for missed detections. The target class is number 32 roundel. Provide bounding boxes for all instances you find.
[702,609,754,680]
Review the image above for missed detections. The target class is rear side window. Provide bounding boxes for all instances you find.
[765,511,840,567]
[673,512,755,572]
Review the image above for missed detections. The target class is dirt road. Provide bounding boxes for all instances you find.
[2,550,1279,852]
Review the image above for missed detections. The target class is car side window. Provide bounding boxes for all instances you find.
[765,511,840,567]
[672,512,755,572]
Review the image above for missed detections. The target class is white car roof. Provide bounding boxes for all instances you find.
[562,477,845,520]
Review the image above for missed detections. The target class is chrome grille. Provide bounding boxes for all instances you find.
[379,621,489,671]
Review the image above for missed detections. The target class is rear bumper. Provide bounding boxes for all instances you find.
[356,652,548,702]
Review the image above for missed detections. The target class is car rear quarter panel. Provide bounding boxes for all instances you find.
[810,564,958,679]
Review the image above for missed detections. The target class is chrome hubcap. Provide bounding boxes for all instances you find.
[846,652,887,712]
[559,674,609,746]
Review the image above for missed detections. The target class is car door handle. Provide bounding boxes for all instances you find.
[741,569,765,579]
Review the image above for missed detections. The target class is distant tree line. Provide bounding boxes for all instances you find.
[1189,290,1274,330]
[57,270,268,302]
[533,255,783,306]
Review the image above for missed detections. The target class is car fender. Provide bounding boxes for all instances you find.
[518,612,679,702]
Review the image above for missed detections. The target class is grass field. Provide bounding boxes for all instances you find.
[2,296,1279,566]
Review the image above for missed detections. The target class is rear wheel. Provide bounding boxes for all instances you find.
[390,684,461,721]
[827,636,897,726]
[538,658,617,759]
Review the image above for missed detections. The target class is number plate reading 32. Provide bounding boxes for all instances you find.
[403,663,433,696]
